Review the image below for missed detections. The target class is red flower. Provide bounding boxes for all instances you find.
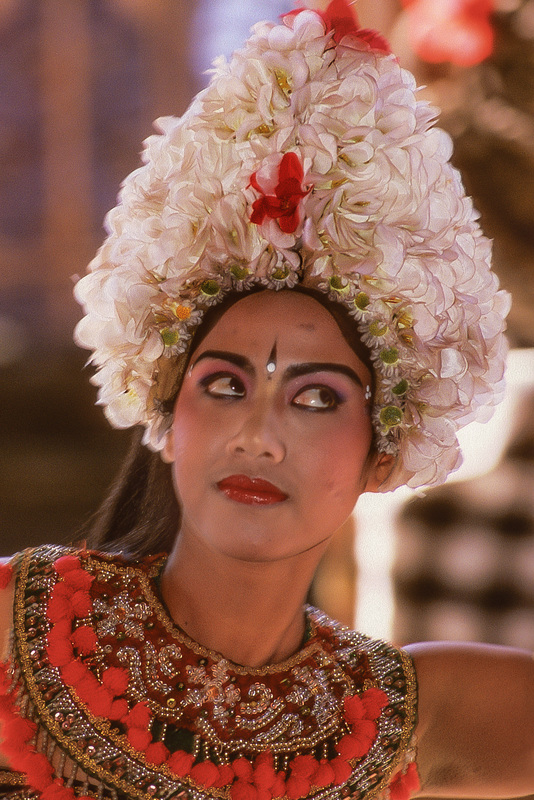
[0,562,13,589]
[282,1,390,52]
[389,762,420,800]
[168,750,195,777]
[190,760,220,787]
[401,0,494,66]
[250,152,309,234]
[145,742,170,766]
[71,625,98,655]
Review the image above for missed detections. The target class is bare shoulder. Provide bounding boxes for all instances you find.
[405,641,534,797]
[0,557,16,662]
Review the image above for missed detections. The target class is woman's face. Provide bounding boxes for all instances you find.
[163,290,389,563]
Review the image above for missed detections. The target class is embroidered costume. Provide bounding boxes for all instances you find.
[0,547,418,800]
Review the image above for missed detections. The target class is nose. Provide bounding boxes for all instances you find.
[227,399,286,463]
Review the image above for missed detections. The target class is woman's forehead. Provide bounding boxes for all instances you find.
[192,290,370,372]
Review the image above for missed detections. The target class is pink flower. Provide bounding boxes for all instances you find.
[250,153,309,234]
[402,0,494,66]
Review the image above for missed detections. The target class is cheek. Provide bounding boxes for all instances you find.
[305,421,372,497]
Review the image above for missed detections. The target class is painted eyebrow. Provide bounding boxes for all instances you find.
[192,351,364,389]
[191,350,254,375]
[285,362,364,389]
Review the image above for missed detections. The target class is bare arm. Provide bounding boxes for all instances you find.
[407,641,534,798]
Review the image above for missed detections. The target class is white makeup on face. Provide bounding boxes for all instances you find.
[266,342,277,375]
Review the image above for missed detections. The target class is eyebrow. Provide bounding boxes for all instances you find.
[191,350,364,389]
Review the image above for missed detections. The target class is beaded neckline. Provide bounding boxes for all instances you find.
[4,545,418,800]
[149,559,315,673]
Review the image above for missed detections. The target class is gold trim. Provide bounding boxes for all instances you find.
[363,646,419,800]
[0,769,26,786]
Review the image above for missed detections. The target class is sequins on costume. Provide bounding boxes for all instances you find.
[0,546,418,800]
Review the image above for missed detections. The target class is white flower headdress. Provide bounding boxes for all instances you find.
[74,1,510,491]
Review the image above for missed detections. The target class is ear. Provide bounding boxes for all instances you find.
[363,453,396,493]
[160,428,175,464]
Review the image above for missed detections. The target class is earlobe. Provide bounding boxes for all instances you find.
[161,428,175,464]
[364,453,396,493]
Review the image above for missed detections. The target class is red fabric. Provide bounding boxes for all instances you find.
[190,760,220,787]
[127,726,152,751]
[145,742,170,766]
[214,763,235,788]
[285,773,310,799]
[0,563,13,589]
[389,762,421,800]
[53,555,81,575]
[230,778,258,800]
[312,759,336,787]
[330,756,353,785]
[41,779,76,800]
[124,700,151,728]
[361,687,389,719]
[290,754,318,778]
[168,750,195,777]
[101,666,129,695]
[335,730,375,759]
[232,757,254,780]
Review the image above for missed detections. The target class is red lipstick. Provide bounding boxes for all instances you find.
[217,475,288,505]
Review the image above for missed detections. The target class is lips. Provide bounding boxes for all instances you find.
[217,475,288,505]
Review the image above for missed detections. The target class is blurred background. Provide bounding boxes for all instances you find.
[1,0,534,647]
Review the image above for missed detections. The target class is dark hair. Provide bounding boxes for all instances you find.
[85,288,375,559]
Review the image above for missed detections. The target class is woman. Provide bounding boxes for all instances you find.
[1,3,532,799]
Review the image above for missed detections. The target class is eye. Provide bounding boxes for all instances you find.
[292,385,341,411]
[201,372,246,399]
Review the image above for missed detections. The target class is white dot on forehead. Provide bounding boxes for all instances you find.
[266,341,277,374]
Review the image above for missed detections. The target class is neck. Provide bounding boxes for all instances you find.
[160,533,325,668]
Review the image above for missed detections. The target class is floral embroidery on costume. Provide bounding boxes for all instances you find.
[0,546,419,800]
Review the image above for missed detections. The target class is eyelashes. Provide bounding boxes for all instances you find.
[199,371,344,412]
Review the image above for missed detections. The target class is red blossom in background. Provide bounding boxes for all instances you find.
[282,0,391,53]
[250,152,309,234]
[401,0,495,66]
